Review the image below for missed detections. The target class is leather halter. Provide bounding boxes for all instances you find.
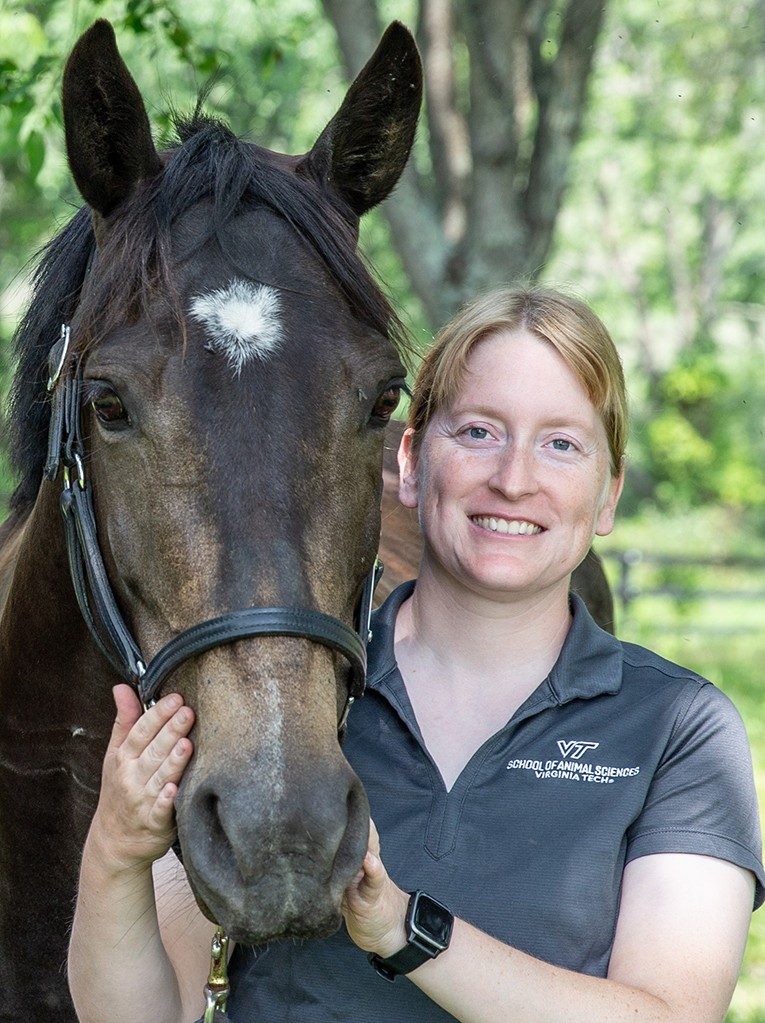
[44,324,383,730]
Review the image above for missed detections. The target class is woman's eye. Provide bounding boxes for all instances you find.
[466,427,490,440]
[550,438,574,451]
[91,391,128,426]
[371,386,401,423]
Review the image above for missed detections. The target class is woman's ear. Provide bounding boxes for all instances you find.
[398,427,419,509]
[595,466,625,537]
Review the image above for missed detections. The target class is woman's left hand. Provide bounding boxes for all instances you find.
[341,819,410,957]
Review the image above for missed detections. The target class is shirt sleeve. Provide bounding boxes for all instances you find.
[626,681,765,910]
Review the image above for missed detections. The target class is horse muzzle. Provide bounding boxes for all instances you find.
[176,752,370,944]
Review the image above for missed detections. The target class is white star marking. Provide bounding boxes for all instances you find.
[189,279,283,375]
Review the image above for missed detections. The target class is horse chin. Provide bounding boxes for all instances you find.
[184,865,347,945]
[226,912,344,948]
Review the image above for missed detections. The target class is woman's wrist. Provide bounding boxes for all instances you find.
[370,884,410,958]
[84,814,156,879]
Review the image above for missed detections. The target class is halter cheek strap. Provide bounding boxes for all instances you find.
[45,325,383,730]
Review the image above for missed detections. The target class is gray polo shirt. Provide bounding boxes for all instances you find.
[226,581,764,1022]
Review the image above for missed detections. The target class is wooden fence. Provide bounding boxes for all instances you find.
[600,548,765,635]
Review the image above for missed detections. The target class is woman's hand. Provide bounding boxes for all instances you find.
[341,819,410,957]
[88,684,195,872]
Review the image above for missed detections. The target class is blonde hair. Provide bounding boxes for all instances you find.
[408,286,628,476]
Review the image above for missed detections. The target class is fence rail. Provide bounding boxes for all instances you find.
[599,547,765,634]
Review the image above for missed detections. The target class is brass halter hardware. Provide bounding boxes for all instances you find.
[203,926,230,1022]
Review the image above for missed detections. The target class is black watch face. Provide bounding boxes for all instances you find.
[411,893,452,949]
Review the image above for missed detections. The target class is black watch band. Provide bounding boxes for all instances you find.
[369,891,454,982]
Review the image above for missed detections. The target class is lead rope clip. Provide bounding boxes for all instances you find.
[203,926,230,1022]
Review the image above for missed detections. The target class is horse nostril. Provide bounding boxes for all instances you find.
[186,785,244,883]
[331,774,370,889]
[203,791,227,846]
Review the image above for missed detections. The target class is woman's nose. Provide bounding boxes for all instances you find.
[488,444,540,499]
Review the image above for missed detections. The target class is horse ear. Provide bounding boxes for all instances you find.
[299,22,422,217]
[62,20,162,218]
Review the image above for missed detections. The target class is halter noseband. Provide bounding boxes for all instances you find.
[44,324,383,731]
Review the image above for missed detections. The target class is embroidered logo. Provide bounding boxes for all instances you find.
[556,739,600,760]
[506,740,640,784]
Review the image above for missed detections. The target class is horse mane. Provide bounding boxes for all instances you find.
[6,115,410,515]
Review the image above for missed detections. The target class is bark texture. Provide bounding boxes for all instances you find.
[320,0,609,323]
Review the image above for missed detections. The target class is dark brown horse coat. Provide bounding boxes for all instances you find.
[0,19,424,1022]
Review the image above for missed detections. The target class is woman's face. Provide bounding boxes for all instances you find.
[399,329,624,603]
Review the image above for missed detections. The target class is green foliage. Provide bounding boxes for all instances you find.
[641,347,765,515]
[547,0,765,528]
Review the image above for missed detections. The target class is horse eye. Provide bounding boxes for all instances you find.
[91,391,128,426]
[371,386,401,423]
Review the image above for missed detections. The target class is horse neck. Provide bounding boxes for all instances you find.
[0,480,113,1023]
[0,480,114,725]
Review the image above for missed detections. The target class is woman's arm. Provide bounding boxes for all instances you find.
[344,828,755,1023]
[68,686,210,1023]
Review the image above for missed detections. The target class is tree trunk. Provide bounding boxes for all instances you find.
[320,0,610,323]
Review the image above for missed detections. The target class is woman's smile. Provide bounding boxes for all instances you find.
[468,516,544,536]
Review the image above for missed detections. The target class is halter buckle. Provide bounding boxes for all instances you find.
[63,451,86,491]
[47,324,71,392]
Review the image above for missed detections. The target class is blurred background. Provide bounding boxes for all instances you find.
[0,0,763,1016]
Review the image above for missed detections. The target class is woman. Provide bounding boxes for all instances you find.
[69,287,764,1023]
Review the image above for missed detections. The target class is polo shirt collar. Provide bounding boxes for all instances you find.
[548,592,623,703]
[367,581,623,704]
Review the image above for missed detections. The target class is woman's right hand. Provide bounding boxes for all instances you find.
[88,684,195,872]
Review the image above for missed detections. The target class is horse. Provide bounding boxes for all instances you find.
[0,19,422,1020]
[0,20,613,1022]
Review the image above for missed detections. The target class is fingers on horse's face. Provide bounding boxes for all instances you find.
[51,19,421,943]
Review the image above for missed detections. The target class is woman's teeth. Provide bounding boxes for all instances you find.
[471,516,542,535]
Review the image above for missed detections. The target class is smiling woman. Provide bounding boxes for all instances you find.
[396,289,626,610]
[398,328,624,603]
[60,210,763,1023]
[225,285,765,1023]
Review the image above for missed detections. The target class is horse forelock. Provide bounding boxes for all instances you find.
[5,114,411,515]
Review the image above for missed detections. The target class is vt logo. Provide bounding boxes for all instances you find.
[557,739,600,760]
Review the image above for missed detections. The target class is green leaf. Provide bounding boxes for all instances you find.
[24,130,45,180]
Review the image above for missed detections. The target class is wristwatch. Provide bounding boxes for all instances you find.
[369,890,454,982]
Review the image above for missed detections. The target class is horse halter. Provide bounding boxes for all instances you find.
[44,324,383,730]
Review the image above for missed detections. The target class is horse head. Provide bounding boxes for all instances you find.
[57,19,421,943]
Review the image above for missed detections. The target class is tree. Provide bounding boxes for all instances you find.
[546,0,765,519]
[321,0,609,325]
